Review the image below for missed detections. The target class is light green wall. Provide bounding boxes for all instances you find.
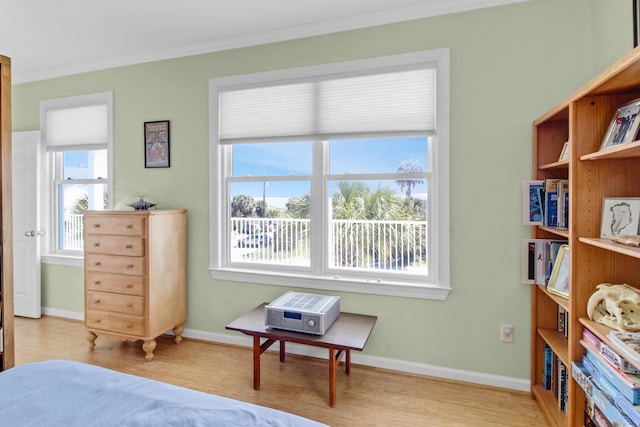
[12,0,634,380]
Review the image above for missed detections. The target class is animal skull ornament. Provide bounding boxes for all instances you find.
[587,283,640,331]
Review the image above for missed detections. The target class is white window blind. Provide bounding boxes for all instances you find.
[42,92,113,151]
[218,66,436,144]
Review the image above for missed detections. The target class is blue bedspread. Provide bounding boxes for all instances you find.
[0,360,328,427]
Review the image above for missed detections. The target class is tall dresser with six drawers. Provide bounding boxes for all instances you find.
[84,209,187,361]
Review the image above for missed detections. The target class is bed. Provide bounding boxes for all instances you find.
[0,360,328,427]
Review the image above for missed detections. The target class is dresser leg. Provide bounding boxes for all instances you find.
[142,339,156,361]
[173,324,184,344]
[87,331,97,351]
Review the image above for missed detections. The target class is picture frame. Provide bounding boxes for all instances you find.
[547,244,569,298]
[600,197,640,238]
[523,180,545,225]
[558,141,570,161]
[144,120,170,168]
[599,98,640,150]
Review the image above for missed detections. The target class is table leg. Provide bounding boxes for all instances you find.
[253,336,261,390]
[345,349,351,375]
[329,347,336,407]
[279,340,286,362]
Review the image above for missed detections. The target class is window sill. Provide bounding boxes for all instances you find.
[42,254,83,267]
[208,267,451,300]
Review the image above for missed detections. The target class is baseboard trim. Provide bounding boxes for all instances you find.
[42,307,530,392]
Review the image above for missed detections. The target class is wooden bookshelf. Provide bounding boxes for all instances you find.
[531,45,640,426]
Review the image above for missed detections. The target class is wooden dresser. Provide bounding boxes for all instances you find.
[84,209,187,361]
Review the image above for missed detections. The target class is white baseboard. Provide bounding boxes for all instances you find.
[41,307,530,392]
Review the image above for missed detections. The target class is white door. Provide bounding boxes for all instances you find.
[12,131,42,318]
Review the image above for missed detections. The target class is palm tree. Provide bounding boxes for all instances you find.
[231,195,255,218]
[395,159,424,198]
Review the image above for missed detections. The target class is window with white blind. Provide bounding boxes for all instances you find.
[40,92,114,262]
[209,49,450,299]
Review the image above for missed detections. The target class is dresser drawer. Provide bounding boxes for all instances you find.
[85,254,145,276]
[85,235,144,256]
[85,272,144,296]
[85,215,145,236]
[86,291,144,315]
[86,310,145,336]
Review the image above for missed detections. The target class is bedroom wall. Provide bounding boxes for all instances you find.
[11,0,634,386]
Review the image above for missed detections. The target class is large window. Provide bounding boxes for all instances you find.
[209,50,450,299]
[41,92,114,263]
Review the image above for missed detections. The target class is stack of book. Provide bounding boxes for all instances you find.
[573,328,640,426]
[522,239,566,285]
[538,178,569,228]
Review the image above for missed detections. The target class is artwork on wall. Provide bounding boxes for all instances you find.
[144,120,170,168]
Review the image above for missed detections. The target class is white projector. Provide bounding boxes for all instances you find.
[265,291,340,335]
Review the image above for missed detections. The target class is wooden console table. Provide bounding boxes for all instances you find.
[226,302,377,407]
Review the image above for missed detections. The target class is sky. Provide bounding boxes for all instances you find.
[231,137,429,208]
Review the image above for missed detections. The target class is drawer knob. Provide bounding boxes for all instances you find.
[94,242,100,247]
[94,281,101,285]
[126,284,133,288]
[126,224,133,229]
[95,262,102,266]
[95,319,101,324]
[125,244,133,249]
[127,264,134,269]
[94,223,101,228]
[126,324,133,329]
[127,303,133,308]
[94,299,101,304]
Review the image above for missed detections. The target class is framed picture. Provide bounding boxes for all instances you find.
[523,180,544,225]
[600,197,640,238]
[547,244,569,298]
[600,98,640,150]
[144,120,170,168]
[558,141,570,161]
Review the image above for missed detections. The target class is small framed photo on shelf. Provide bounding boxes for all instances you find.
[523,180,544,225]
[144,120,170,168]
[600,197,640,238]
[547,244,569,298]
[558,141,569,161]
[600,98,640,150]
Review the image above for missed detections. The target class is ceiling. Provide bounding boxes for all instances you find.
[0,0,525,84]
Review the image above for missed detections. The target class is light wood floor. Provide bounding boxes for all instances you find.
[14,315,549,427]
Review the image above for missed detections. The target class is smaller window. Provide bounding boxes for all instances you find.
[41,92,113,261]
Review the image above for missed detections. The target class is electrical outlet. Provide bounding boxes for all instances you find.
[500,324,514,343]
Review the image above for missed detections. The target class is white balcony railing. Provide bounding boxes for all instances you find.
[230,217,427,274]
[64,214,427,274]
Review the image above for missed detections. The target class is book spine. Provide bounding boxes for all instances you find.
[586,348,640,404]
[601,341,640,375]
[544,344,553,390]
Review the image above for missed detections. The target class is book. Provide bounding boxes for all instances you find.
[544,343,553,390]
[584,346,640,404]
[609,330,640,367]
[601,341,640,375]
[545,191,559,227]
[557,179,569,229]
[558,359,568,413]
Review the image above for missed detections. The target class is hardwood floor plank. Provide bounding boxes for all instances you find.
[13,316,549,426]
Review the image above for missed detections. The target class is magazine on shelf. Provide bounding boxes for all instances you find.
[584,347,640,404]
[609,330,640,367]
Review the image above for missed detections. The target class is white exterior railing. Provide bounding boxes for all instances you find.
[64,213,85,250]
[229,217,427,273]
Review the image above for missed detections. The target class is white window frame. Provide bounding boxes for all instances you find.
[40,91,114,266]
[209,49,450,299]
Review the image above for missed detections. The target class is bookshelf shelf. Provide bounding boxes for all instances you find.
[531,45,640,426]
[579,237,640,259]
